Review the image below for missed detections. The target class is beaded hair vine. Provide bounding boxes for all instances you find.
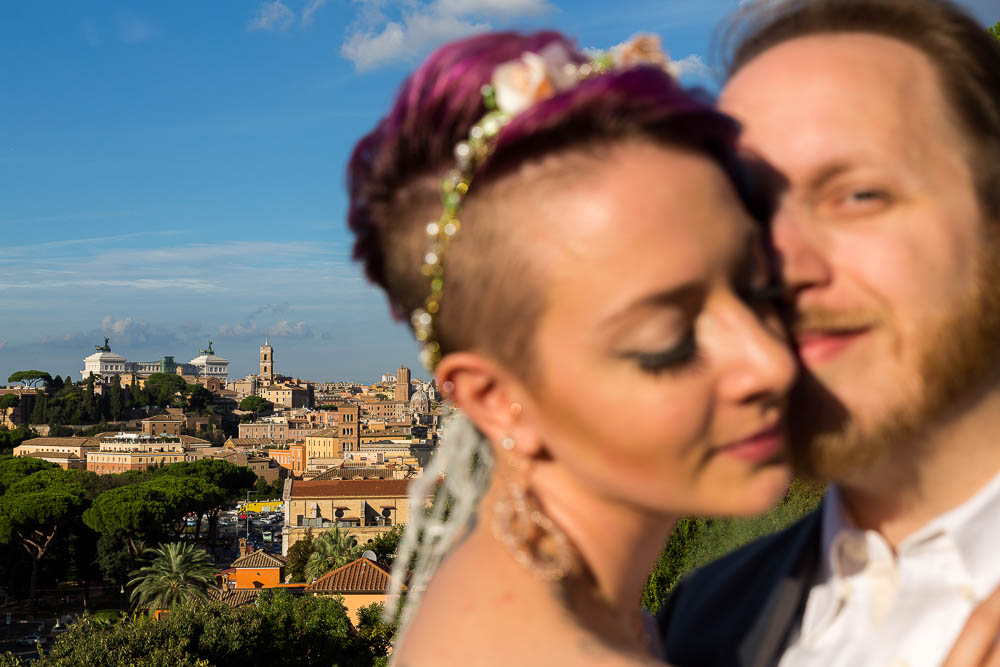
[411,35,676,370]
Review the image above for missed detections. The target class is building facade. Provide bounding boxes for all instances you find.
[80,339,229,382]
[259,339,274,384]
[268,444,306,478]
[86,432,185,474]
[282,479,412,555]
[394,365,411,402]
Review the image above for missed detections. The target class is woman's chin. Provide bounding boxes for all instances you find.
[716,462,794,518]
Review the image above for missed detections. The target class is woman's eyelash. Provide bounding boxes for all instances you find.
[618,331,699,375]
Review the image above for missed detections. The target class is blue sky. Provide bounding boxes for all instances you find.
[1,0,995,384]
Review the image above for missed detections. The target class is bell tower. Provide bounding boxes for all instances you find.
[259,338,274,384]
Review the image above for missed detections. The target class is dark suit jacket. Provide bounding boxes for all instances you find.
[657,507,823,667]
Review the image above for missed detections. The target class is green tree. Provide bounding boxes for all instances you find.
[154,459,255,550]
[0,468,88,603]
[145,373,188,407]
[22,591,383,666]
[0,426,33,455]
[82,374,99,423]
[989,20,999,41]
[108,375,124,421]
[83,483,174,561]
[286,528,314,582]
[0,394,20,414]
[305,527,362,581]
[239,395,272,417]
[0,456,57,495]
[7,371,52,389]
[641,479,825,613]
[128,542,219,614]
[28,393,46,424]
[187,386,213,413]
[355,602,397,662]
[145,475,224,540]
[367,525,404,568]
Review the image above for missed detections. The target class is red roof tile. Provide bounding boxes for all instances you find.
[289,479,410,498]
[305,557,391,593]
[231,550,287,569]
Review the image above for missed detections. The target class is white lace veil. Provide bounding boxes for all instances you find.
[383,411,494,640]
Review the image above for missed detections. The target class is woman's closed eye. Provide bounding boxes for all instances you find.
[617,330,699,375]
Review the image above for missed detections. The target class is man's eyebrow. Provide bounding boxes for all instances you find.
[805,161,858,192]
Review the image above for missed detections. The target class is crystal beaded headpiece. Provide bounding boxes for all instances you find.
[411,35,676,370]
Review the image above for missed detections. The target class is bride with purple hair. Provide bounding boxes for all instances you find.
[346,30,796,665]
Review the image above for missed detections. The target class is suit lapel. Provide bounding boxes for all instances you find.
[738,505,824,667]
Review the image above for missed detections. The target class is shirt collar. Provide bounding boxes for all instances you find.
[821,468,1000,595]
[899,467,1000,596]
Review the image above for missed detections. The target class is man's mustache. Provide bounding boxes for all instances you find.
[788,308,883,334]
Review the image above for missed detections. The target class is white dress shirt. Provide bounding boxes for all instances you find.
[778,469,1000,667]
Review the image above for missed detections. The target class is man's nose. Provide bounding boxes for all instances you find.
[770,206,832,296]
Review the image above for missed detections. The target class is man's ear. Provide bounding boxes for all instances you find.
[435,351,542,456]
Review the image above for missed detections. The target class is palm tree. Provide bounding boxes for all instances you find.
[305,527,362,581]
[128,542,218,614]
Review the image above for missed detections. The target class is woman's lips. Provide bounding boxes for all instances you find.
[795,328,870,366]
[717,423,784,463]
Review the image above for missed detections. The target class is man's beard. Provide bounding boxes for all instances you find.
[789,233,1000,485]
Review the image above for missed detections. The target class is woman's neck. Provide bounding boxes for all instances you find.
[485,458,676,631]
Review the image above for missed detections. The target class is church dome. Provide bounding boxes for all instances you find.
[409,390,429,411]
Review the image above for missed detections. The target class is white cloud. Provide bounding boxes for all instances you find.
[248,1,295,31]
[0,340,6,352]
[218,322,260,338]
[669,53,713,82]
[302,0,327,26]
[340,0,555,71]
[118,16,153,43]
[218,318,311,339]
[342,11,488,70]
[433,0,552,16]
[268,320,312,337]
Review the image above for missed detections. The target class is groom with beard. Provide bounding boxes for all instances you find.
[658,0,1000,665]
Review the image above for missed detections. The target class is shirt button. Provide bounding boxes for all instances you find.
[842,536,868,564]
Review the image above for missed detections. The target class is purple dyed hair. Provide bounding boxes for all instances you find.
[346,31,756,371]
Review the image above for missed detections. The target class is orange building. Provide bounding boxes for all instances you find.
[228,550,287,589]
[306,556,396,623]
[268,444,306,478]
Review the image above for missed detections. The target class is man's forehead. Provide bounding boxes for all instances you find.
[721,33,935,114]
[719,32,965,173]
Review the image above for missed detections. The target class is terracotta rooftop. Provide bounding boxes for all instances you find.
[18,437,99,448]
[143,414,184,422]
[312,467,393,481]
[21,451,82,460]
[305,428,340,438]
[289,479,410,498]
[305,557,392,593]
[231,550,287,569]
[208,588,261,608]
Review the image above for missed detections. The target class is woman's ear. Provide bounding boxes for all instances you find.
[435,352,543,457]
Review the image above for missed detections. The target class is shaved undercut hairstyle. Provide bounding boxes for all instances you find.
[347,31,757,375]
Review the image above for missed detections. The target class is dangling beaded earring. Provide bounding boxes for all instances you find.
[492,451,576,580]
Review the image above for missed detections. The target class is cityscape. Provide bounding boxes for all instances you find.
[0,337,442,663]
[3,1,996,664]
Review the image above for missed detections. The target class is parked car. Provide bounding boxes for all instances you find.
[16,634,47,647]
